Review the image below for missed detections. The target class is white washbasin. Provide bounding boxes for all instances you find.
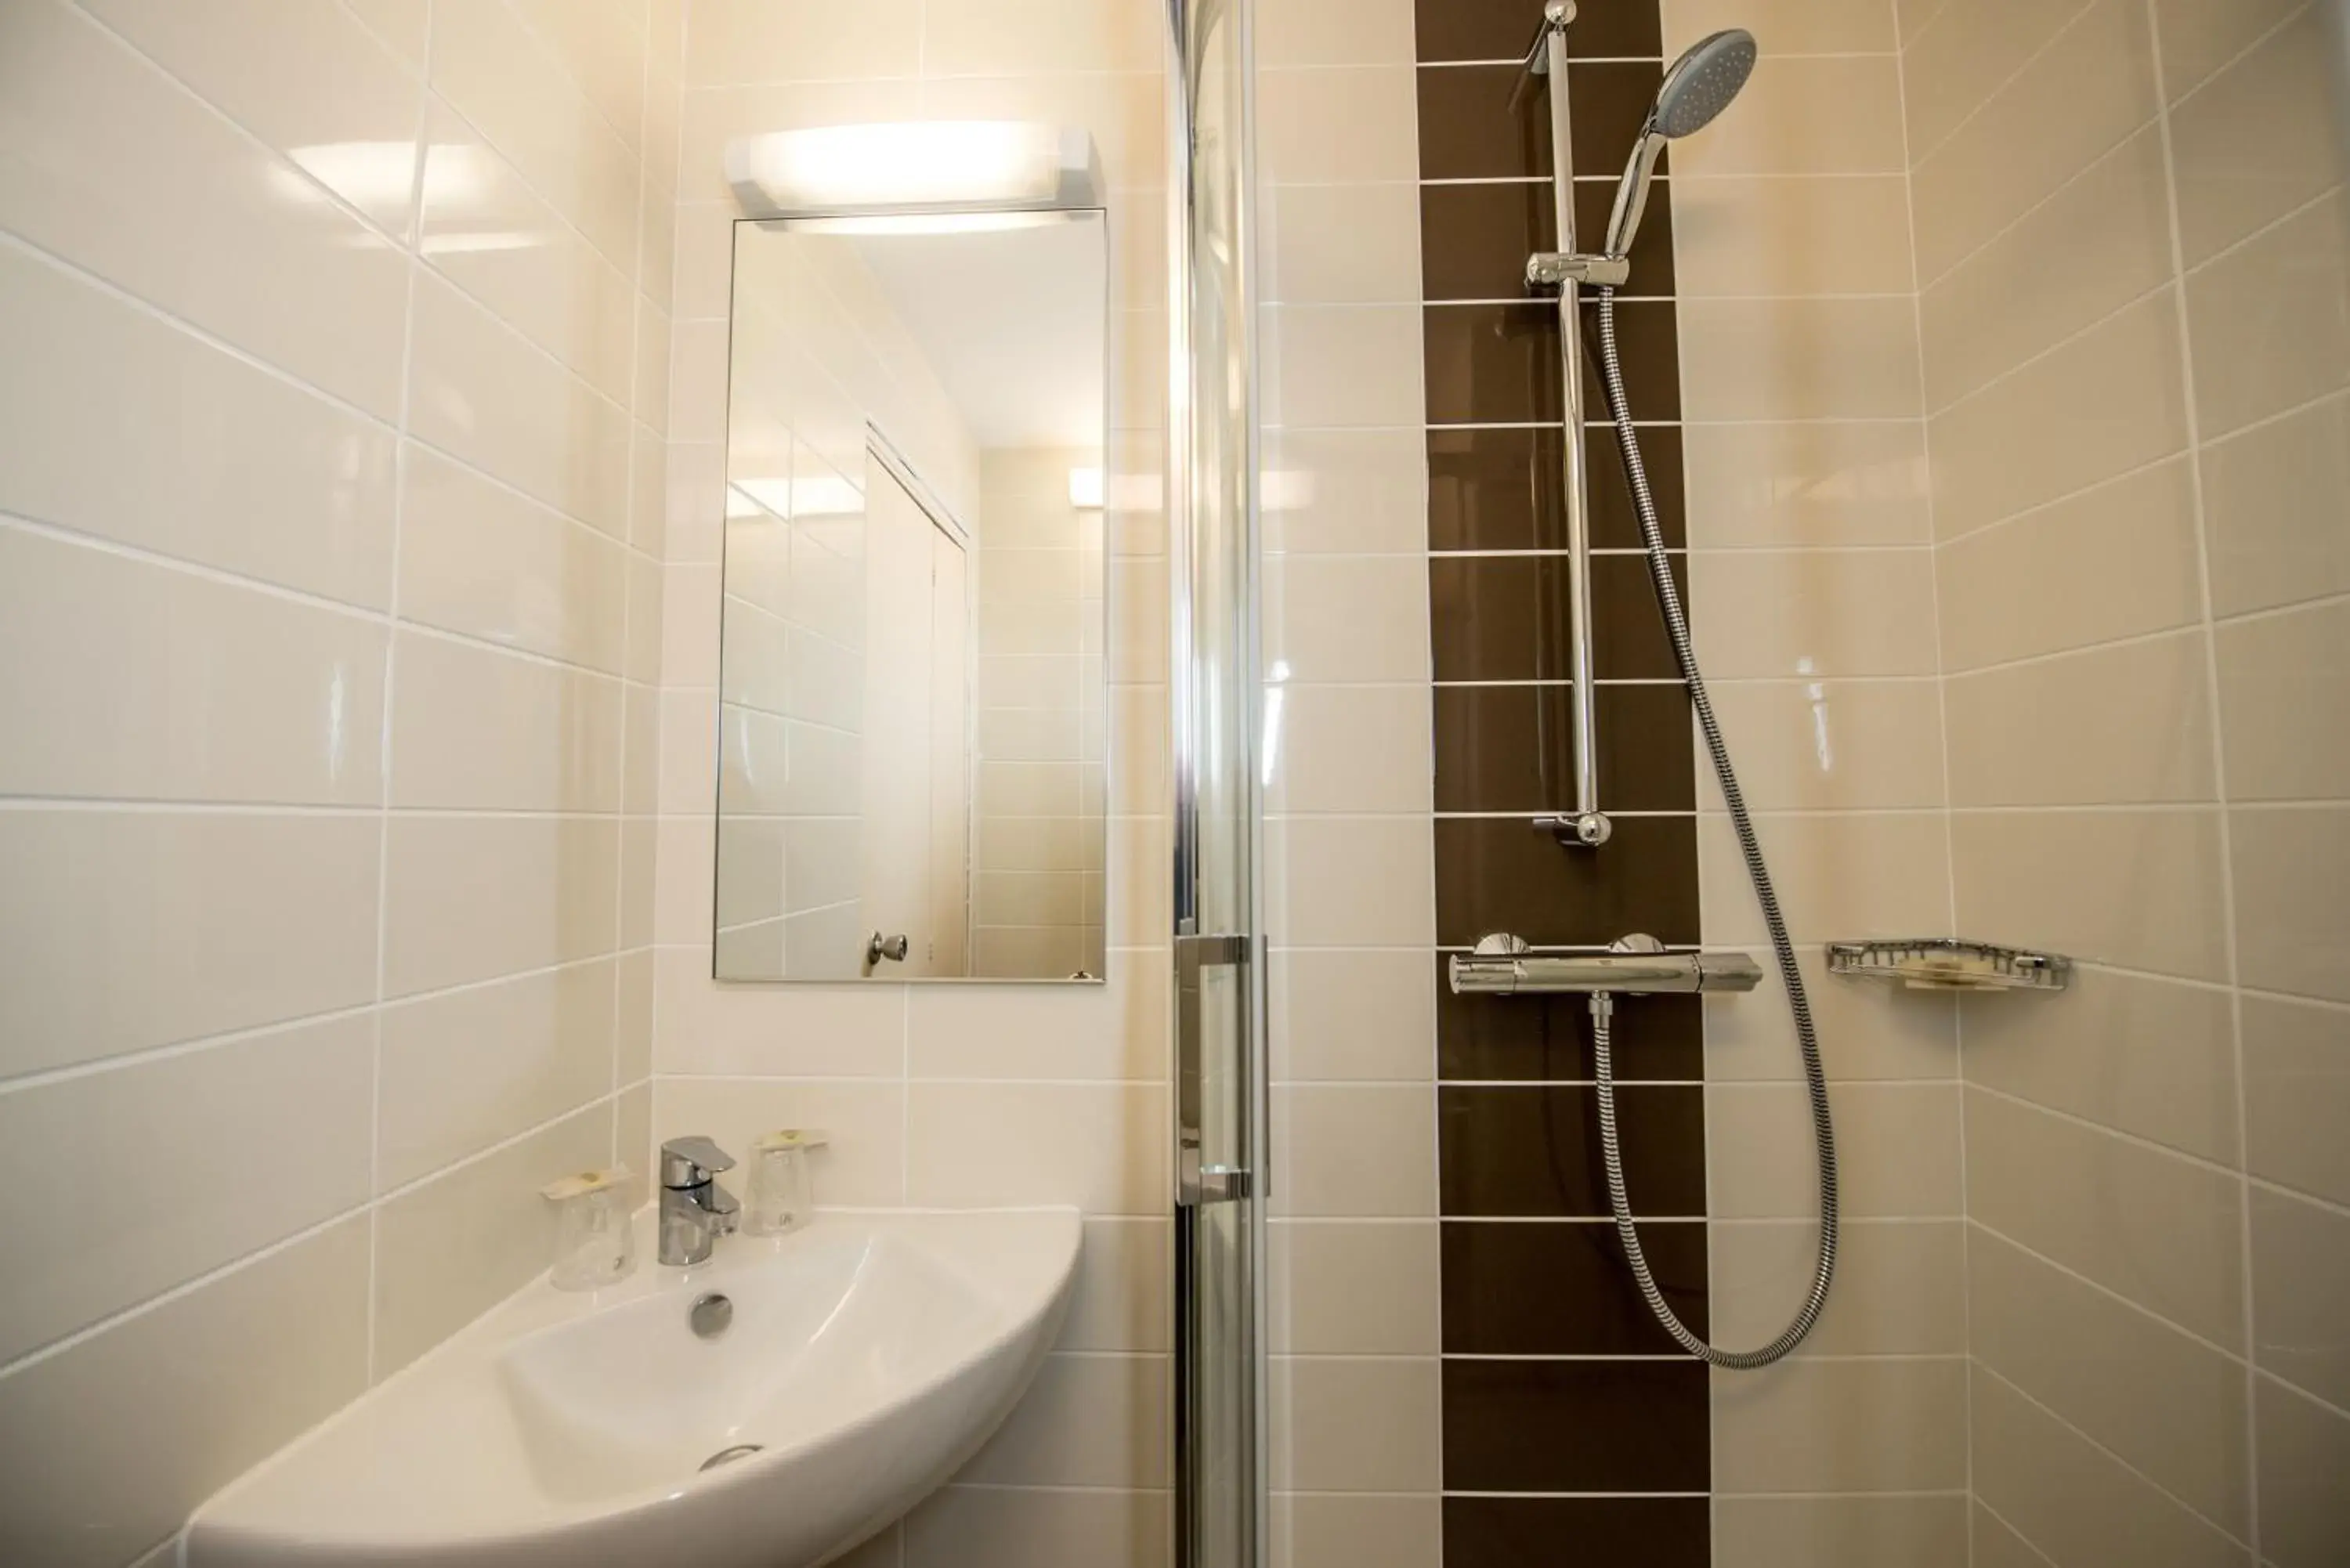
[186,1207,1082,1567]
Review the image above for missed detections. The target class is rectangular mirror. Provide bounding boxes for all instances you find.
[714,210,1110,982]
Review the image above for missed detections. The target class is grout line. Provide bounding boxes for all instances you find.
[1972,1496,2063,1568]
[1926,443,2189,553]
[495,0,650,163]
[2166,2,2312,115]
[0,949,634,1100]
[1916,118,2160,295]
[1936,616,2211,681]
[360,31,436,1386]
[2146,14,2265,1554]
[0,1201,375,1384]
[1965,1211,2325,1391]
[1923,275,2175,425]
[1961,1080,2350,1227]
[1972,1359,2256,1552]
[1906,0,2102,174]
[0,507,638,685]
[0,1089,627,1387]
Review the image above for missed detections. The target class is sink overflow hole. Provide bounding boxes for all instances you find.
[699,1443,764,1472]
[689,1292,732,1339]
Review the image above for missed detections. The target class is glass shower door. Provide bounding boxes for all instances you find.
[1168,0,1263,1565]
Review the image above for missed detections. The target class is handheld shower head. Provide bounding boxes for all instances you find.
[1602,28,1757,259]
[1653,27,1758,136]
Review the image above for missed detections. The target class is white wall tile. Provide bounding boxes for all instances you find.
[1711,1356,1969,1492]
[429,0,640,269]
[381,815,621,996]
[2255,1375,2350,1568]
[0,0,411,418]
[1711,1495,1968,1568]
[371,1104,612,1375]
[0,1018,372,1366]
[1971,1225,2252,1535]
[1966,1088,2245,1348]
[957,1352,1170,1489]
[377,960,618,1190]
[0,1219,369,1568]
[408,271,634,539]
[0,526,389,806]
[0,244,399,608]
[1970,1364,2249,1568]
[0,810,380,1078]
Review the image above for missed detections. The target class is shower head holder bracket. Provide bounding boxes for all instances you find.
[1527,251,1631,289]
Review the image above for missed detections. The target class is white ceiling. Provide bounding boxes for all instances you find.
[843,215,1108,452]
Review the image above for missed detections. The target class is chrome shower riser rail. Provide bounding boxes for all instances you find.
[1520,0,1609,850]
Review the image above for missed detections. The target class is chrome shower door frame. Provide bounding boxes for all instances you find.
[1166,0,1269,1564]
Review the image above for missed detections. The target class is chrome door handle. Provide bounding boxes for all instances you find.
[1175,931,1253,1207]
[866,931,910,966]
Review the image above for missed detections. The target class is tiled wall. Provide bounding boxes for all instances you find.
[971,447,1111,979]
[1253,0,1439,1562]
[1668,1,1972,1563]
[1256,0,1974,1561]
[1903,1,2350,1563]
[714,229,978,977]
[0,2,671,1562]
[653,2,1173,1563]
[1416,0,1724,1561]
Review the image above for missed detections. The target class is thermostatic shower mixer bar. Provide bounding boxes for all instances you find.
[1451,933,1762,996]
[1519,0,1625,849]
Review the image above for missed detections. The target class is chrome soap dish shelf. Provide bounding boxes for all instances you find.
[1827,938,2072,992]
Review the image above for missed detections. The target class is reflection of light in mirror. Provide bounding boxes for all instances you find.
[727,475,863,520]
[736,121,1077,212]
[1068,468,1104,508]
[1262,660,1290,789]
[793,474,864,518]
[727,479,790,519]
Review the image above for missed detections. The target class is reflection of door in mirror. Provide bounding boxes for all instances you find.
[713,211,1108,983]
[859,452,971,978]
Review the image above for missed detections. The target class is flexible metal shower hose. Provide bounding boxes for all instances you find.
[1589,286,1838,1368]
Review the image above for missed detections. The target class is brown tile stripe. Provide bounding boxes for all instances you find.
[1439,1085,1706,1216]
[1415,0,1661,63]
[1418,62,1665,181]
[1418,0,1708,1519]
[1444,1219,1709,1353]
[1429,554,1687,684]
[1433,681,1696,815]
[1419,181,1678,301]
[1444,1498,1709,1568]
[1423,298,1682,425]
[1427,425,1687,551]
[1436,956,1703,1081]
[1443,1360,1711,1492]
[1434,815,1700,948]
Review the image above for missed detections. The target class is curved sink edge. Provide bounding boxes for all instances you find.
[183,1206,1084,1567]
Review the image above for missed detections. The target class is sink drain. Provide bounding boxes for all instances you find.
[689,1292,732,1339]
[699,1443,764,1472]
